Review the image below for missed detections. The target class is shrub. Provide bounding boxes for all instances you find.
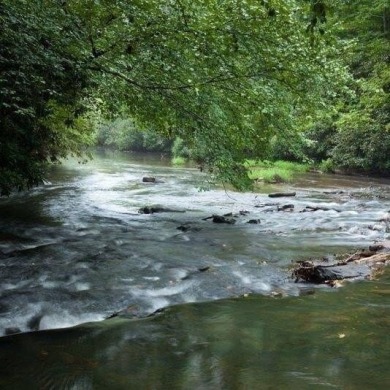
[319,158,336,173]
[171,156,186,165]
[332,107,390,174]
[171,137,191,159]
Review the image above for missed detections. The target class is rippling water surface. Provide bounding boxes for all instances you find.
[0,151,390,389]
[0,150,389,335]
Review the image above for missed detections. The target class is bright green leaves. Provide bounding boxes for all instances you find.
[0,0,353,194]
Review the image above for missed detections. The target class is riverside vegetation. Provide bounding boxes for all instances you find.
[1,3,389,388]
[1,1,389,195]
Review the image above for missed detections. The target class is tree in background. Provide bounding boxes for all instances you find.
[1,0,350,194]
[331,0,390,173]
[300,0,390,173]
[95,118,172,153]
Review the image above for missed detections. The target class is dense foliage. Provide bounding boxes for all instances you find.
[299,0,390,173]
[1,0,387,194]
[0,0,94,195]
[331,0,390,173]
[95,118,171,153]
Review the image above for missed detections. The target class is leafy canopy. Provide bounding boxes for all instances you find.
[0,0,350,193]
[0,0,94,195]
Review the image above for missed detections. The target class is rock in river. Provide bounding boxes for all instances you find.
[293,247,390,285]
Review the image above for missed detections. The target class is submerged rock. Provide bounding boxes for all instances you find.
[27,313,43,331]
[176,224,202,232]
[138,206,185,214]
[4,327,22,336]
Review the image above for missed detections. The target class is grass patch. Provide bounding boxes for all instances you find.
[171,156,186,165]
[248,167,293,183]
[246,160,310,183]
[273,160,309,172]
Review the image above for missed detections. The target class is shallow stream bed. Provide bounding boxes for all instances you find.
[0,151,389,388]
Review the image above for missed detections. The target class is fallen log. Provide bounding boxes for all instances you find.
[300,206,340,213]
[268,192,296,198]
[293,246,390,285]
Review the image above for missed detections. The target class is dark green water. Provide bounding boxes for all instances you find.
[0,268,389,390]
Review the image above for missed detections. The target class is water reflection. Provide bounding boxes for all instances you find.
[0,269,389,389]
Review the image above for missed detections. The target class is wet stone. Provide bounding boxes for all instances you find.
[177,224,201,232]
[142,177,156,183]
[277,204,294,212]
[4,327,21,336]
[212,215,236,224]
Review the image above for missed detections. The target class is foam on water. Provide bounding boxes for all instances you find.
[39,311,105,331]
[0,153,390,335]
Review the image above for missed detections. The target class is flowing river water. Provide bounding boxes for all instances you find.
[0,151,389,389]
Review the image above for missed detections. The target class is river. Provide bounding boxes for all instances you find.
[0,150,389,389]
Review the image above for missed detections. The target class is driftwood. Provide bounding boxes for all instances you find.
[293,246,390,286]
[300,206,340,213]
[268,192,296,198]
